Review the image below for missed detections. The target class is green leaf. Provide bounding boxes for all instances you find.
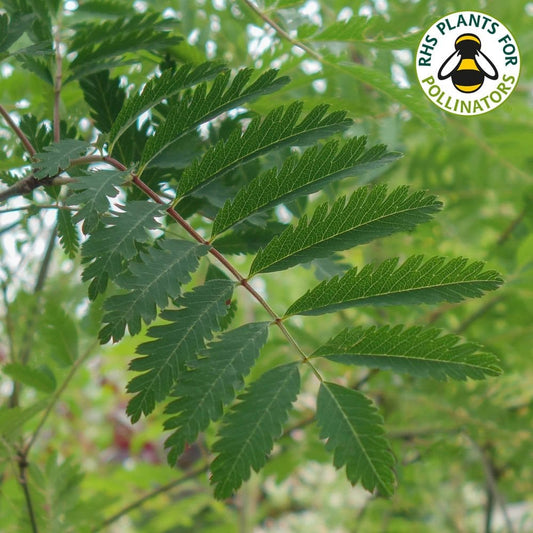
[109,62,227,148]
[66,170,126,234]
[41,302,79,366]
[316,382,395,496]
[139,68,290,171]
[68,13,182,79]
[164,322,269,464]
[0,403,45,437]
[33,139,91,179]
[212,138,401,237]
[81,202,163,299]
[313,325,502,381]
[211,363,300,499]
[126,279,234,423]
[250,186,441,275]
[2,363,56,393]
[332,61,443,131]
[56,208,79,258]
[99,239,208,343]
[16,54,53,84]
[285,256,503,317]
[79,70,125,134]
[214,222,289,255]
[177,101,353,197]
[311,19,423,49]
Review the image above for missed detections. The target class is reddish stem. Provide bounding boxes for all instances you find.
[0,104,36,157]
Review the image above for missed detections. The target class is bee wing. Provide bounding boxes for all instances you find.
[438,50,462,79]
[474,50,498,79]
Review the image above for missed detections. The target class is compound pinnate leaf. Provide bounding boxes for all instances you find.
[212,137,401,237]
[81,202,163,300]
[110,62,227,146]
[99,239,208,343]
[285,256,503,317]
[139,68,290,170]
[250,185,441,275]
[126,279,234,422]
[316,382,396,496]
[67,170,126,234]
[211,363,300,499]
[313,325,502,380]
[164,322,269,464]
[33,139,91,178]
[177,101,352,197]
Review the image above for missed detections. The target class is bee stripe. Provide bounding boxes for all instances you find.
[458,59,478,71]
[456,35,480,46]
[455,83,482,92]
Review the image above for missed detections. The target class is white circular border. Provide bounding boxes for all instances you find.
[416,11,521,116]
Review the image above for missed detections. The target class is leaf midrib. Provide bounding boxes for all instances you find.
[322,384,389,491]
[253,201,438,273]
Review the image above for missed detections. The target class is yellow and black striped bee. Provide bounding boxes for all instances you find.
[438,33,498,93]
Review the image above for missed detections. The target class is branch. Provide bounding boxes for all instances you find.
[0,175,75,204]
[467,437,514,533]
[23,341,99,455]
[241,0,320,60]
[92,465,209,532]
[0,204,76,214]
[0,104,36,157]
[53,23,63,143]
[17,452,39,533]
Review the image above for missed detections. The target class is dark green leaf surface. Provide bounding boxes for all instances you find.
[126,279,234,422]
[177,101,353,197]
[33,139,91,178]
[250,186,441,274]
[139,68,290,171]
[313,325,502,380]
[67,170,126,234]
[109,62,227,147]
[100,239,208,343]
[316,382,395,496]
[164,322,269,464]
[79,70,125,133]
[211,363,300,499]
[286,256,503,316]
[81,202,163,299]
[57,208,79,258]
[212,138,401,236]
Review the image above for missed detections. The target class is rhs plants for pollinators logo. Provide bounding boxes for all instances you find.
[416,11,520,116]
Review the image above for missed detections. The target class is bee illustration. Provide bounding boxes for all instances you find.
[438,33,498,93]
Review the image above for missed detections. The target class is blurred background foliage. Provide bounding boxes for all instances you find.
[0,0,531,531]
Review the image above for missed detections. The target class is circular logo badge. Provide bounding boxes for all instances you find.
[416,11,520,116]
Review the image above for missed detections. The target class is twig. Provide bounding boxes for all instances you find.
[53,23,63,143]
[0,175,75,203]
[496,207,527,246]
[8,224,57,407]
[17,453,39,533]
[92,465,209,532]
[454,295,504,335]
[241,0,320,60]
[0,204,76,214]
[0,104,36,157]
[23,341,99,455]
[467,437,514,533]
